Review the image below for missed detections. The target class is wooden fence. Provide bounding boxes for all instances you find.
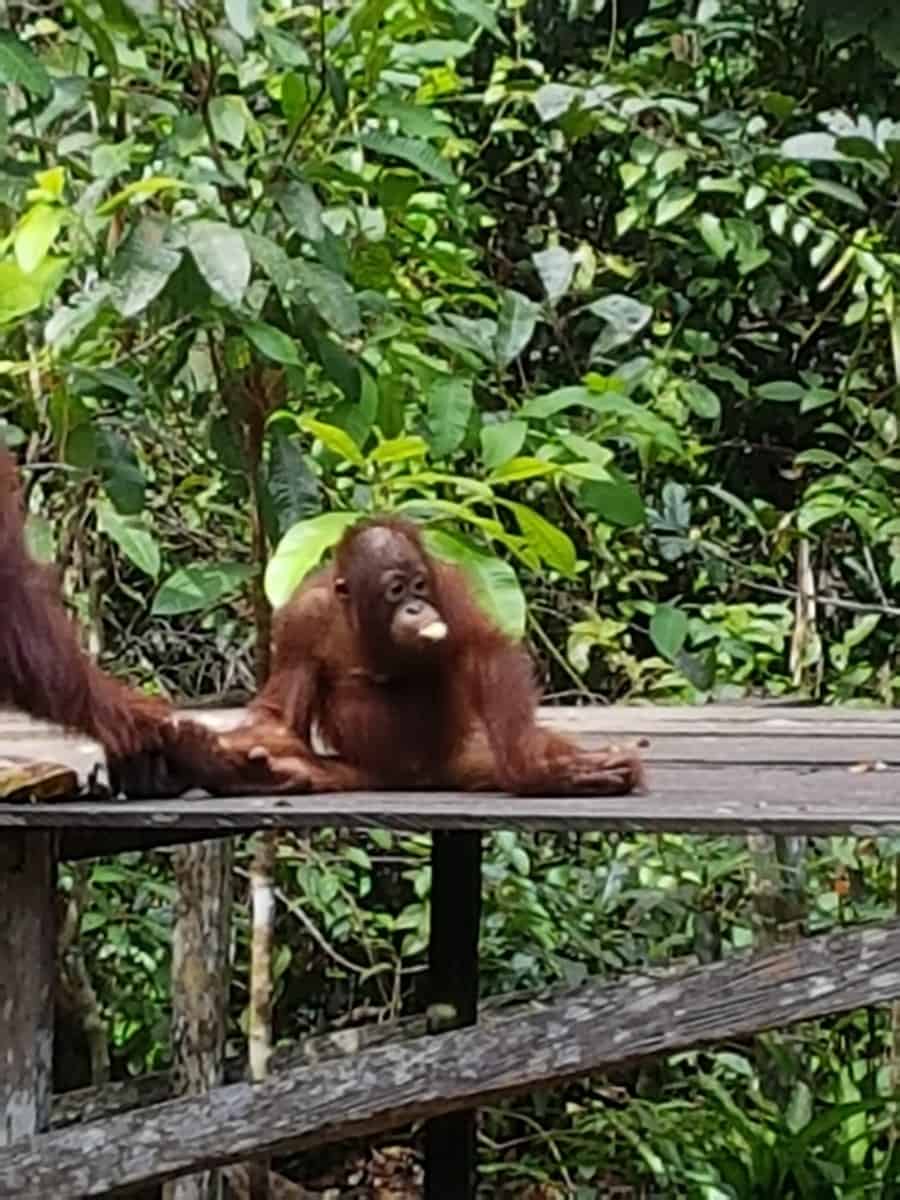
[1,704,900,1198]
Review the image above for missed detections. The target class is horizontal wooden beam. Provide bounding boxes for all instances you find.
[5,919,900,1199]
[3,763,900,843]
[50,1005,440,1129]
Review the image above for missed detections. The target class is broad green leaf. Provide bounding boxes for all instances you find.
[14,205,63,274]
[188,220,250,307]
[781,132,842,161]
[444,0,502,37]
[588,293,652,354]
[428,315,496,364]
[33,167,65,201]
[505,502,576,575]
[87,428,146,515]
[562,461,612,482]
[0,256,67,325]
[800,386,836,413]
[681,381,721,420]
[0,31,51,98]
[243,321,301,365]
[803,179,866,212]
[521,385,630,420]
[532,83,577,123]
[153,563,252,616]
[277,180,324,242]
[426,376,473,458]
[266,428,320,536]
[705,363,750,397]
[97,176,183,216]
[299,417,365,466]
[393,39,472,65]
[97,502,160,579]
[481,420,527,469]
[280,72,308,129]
[68,2,118,76]
[650,604,688,661]
[533,246,574,304]
[293,261,360,336]
[225,0,258,39]
[655,148,688,179]
[264,511,360,607]
[655,187,697,226]
[368,435,428,464]
[834,135,882,161]
[489,457,557,484]
[110,216,182,318]
[425,529,526,637]
[209,96,246,148]
[355,131,456,185]
[494,289,539,368]
[843,612,881,650]
[580,480,646,527]
[242,231,293,292]
[757,380,805,402]
[558,432,613,465]
[697,213,730,259]
[373,97,452,139]
[46,283,112,349]
[703,485,764,532]
[97,0,140,33]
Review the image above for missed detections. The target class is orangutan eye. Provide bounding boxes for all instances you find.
[386,578,406,603]
[411,575,428,596]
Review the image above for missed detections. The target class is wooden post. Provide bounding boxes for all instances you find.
[424,830,482,1200]
[0,832,56,1145]
[162,840,233,1200]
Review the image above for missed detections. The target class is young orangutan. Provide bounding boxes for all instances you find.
[0,445,278,798]
[202,516,645,797]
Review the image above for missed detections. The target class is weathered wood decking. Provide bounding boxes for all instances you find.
[1,704,898,841]
[1,701,899,1199]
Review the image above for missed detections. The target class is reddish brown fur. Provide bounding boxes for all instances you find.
[0,446,265,798]
[216,515,644,797]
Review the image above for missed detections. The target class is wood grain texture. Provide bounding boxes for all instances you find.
[0,833,55,1146]
[163,841,233,1200]
[4,918,900,1199]
[2,704,899,849]
[1,762,899,837]
[1,702,898,772]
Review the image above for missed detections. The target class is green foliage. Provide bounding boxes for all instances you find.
[9,0,900,1191]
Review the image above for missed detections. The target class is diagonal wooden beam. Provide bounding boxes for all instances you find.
[3,919,900,1199]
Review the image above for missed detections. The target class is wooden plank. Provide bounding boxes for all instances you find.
[425,832,482,1200]
[3,704,900,780]
[4,763,900,838]
[0,758,77,802]
[5,919,900,1199]
[0,832,56,1145]
[49,985,540,1131]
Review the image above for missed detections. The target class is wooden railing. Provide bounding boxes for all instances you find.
[1,704,899,1198]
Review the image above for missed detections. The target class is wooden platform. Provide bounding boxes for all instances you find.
[2,701,900,1199]
[1,704,898,840]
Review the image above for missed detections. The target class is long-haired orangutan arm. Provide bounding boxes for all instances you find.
[464,638,644,796]
[0,446,290,798]
[0,446,171,757]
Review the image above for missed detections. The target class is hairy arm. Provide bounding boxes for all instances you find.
[208,584,370,794]
[0,447,169,757]
[433,560,644,796]
[468,639,643,795]
[0,447,254,799]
